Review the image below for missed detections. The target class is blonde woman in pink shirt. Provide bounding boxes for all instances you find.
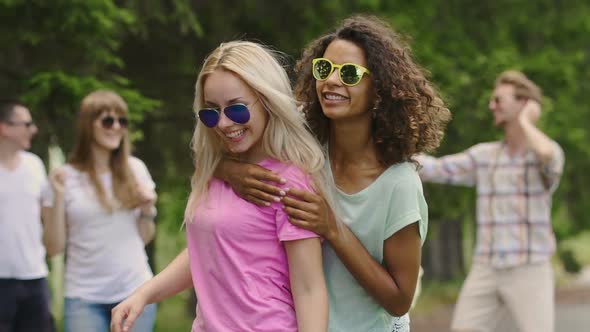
[111,41,332,332]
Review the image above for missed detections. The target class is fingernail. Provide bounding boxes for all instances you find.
[265,202,271,206]
[284,188,290,192]
[273,197,280,202]
[280,178,286,184]
[279,190,286,196]
[281,205,285,209]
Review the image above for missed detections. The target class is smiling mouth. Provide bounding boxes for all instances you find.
[225,129,246,139]
[322,92,349,101]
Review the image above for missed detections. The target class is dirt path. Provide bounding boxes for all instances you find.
[410,284,590,332]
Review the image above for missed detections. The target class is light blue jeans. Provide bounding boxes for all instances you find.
[64,297,156,332]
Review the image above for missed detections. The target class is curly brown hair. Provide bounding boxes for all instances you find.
[294,15,451,166]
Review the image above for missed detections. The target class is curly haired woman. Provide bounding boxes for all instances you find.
[218,15,451,332]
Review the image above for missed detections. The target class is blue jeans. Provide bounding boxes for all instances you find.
[64,297,156,332]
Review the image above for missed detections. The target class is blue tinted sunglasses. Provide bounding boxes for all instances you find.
[197,103,255,128]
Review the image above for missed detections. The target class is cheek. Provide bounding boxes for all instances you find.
[92,130,102,142]
[352,86,371,108]
[93,129,114,144]
[506,104,520,115]
[213,128,225,141]
[252,117,267,135]
[92,124,103,139]
[249,107,269,130]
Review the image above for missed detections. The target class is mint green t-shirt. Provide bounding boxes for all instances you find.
[323,161,428,332]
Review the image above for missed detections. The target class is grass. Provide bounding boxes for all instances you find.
[152,219,194,331]
[153,291,194,331]
[411,278,464,314]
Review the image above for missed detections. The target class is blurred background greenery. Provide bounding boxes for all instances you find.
[2,0,590,330]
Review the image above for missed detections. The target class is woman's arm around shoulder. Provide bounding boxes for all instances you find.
[215,158,286,206]
[284,169,424,316]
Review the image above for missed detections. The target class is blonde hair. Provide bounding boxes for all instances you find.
[184,41,335,221]
[495,70,543,103]
[69,90,140,211]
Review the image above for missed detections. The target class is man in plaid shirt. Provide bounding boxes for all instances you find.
[417,70,564,332]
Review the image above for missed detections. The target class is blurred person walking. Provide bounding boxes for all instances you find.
[44,90,158,332]
[417,71,564,332]
[0,99,56,332]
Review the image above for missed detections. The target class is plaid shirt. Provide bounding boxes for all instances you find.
[417,141,565,268]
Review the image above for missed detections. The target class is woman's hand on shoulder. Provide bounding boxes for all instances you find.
[282,188,338,241]
[219,159,286,207]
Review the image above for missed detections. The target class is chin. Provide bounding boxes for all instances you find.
[227,144,251,155]
[105,140,123,150]
[321,108,345,120]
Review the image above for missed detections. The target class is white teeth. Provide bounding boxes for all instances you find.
[324,93,347,100]
[226,129,245,138]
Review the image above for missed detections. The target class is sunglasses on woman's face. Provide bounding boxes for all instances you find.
[312,58,371,87]
[197,103,251,128]
[100,116,128,129]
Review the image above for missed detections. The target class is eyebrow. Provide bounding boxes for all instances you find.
[204,97,247,107]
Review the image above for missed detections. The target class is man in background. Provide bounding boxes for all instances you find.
[417,71,564,332]
[0,99,56,332]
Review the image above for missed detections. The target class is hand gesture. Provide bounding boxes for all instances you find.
[224,162,286,206]
[49,167,67,195]
[519,99,541,124]
[282,188,339,242]
[137,185,157,205]
[110,293,147,332]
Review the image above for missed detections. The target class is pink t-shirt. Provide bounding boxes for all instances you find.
[186,159,320,332]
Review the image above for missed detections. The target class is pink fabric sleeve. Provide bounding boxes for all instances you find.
[271,165,320,242]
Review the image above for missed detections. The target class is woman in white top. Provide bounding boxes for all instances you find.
[44,90,158,332]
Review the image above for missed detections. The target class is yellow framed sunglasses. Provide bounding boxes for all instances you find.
[312,57,371,86]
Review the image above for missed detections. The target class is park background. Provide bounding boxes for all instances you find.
[2,0,590,330]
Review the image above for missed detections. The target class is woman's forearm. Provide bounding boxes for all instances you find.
[328,225,413,316]
[292,286,329,332]
[286,238,328,331]
[138,248,193,304]
[136,205,157,244]
[41,194,66,257]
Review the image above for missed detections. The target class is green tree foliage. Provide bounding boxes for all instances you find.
[0,0,159,152]
[1,0,589,238]
[378,0,590,236]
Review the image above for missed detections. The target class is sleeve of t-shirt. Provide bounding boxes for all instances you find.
[272,165,321,242]
[539,141,565,192]
[416,146,478,187]
[384,173,428,244]
[36,156,54,208]
[129,157,156,190]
